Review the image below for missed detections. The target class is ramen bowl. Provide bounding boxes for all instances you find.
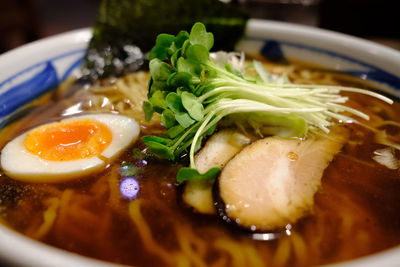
[0,19,400,267]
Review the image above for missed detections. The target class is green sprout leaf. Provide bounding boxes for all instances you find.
[177,58,203,76]
[149,90,168,112]
[166,92,196,128]
[186,44,210,64]
[167,72,193,89]
[161,109,177,129]
[142,136,175,160]
[189,22,214,51]
[149,58,173,81]
[141,22,392,183]
[175,113,196,128]
[141,135,169,145]
[167,125,185,138]
[142,101,154,122]
[177,167,221,183]
[181,91,204,121]
[148,33,175,61]
[166,92,184,113]
[174,31,190,49]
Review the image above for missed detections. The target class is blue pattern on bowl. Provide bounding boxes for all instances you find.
[62,56,84,81]
[261,40,287,63]
[1,37,400,131]
[0,62,58,117]
[258,39,400,91]
[0,49,85,127]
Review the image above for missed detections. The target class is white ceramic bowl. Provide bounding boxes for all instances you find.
[0,19,400,267]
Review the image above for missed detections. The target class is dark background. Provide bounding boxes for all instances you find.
[0,0,399,54]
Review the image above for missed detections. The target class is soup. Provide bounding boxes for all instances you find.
[1,60,400,267]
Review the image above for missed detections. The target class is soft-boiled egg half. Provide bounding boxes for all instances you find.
[0,114,140,183]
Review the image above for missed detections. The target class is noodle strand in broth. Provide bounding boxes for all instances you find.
[1,61,400,266]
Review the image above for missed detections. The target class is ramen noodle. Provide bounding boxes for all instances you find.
[1,61,400,267]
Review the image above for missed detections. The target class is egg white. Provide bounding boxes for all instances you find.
[0,114,140,183]
[61,113,140,160]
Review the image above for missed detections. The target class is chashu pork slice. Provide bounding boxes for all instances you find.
[216,127,349,231]
[182,130,251,214]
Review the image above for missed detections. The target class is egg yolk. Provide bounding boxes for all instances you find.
[24,119,112,161]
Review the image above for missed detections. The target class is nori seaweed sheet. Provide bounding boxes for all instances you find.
[82,0,248,80]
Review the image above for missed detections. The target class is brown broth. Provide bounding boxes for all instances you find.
[1,69,400,266]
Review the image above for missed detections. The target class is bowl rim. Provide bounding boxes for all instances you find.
[247,19,400,62]
[0,19,400,267]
